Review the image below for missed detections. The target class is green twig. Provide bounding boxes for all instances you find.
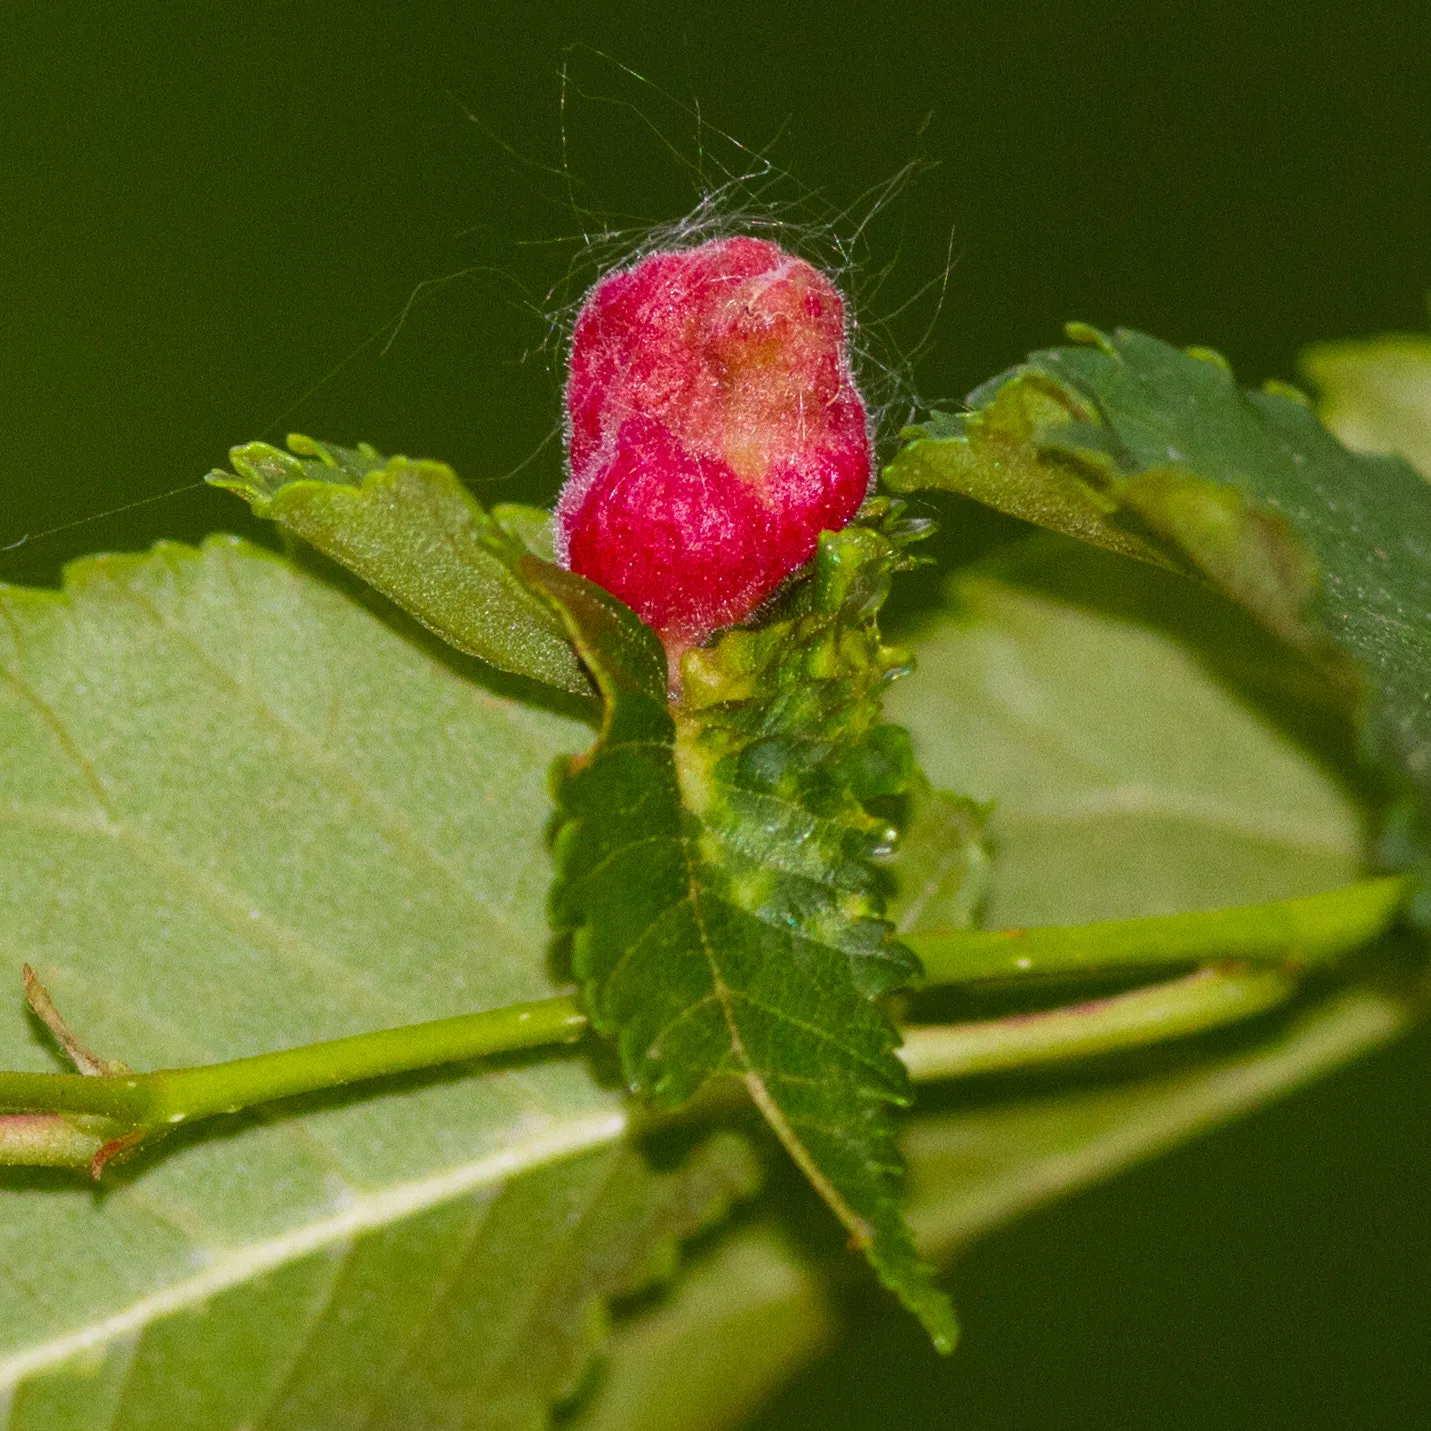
[0,874,1407,1175]
[899,964,1296,1083]
[0,995,586,1173]
[907,876,1409,986]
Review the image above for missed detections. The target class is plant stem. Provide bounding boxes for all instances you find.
[907,876,1408,986]
[899,964,1296,1082]
[0,875,1406,1173]
[0,996,587,1128]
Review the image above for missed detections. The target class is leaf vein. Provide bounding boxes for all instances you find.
[117,578,537,950]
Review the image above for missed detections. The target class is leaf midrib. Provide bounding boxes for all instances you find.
[667,756,883,1250]
[0,1110,627,1387]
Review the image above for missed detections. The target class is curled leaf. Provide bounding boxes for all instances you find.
[209,435,592,697]
[887,325,1431,917]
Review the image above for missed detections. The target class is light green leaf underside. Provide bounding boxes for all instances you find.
[575,984,1412,1431]
[207,435,591,697]
[1302,329,1431,481]
[886,542,1366,927]
[5,1134,756,1431]
[0,537,744,1427]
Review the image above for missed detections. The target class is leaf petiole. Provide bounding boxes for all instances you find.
[900,964,1297,1082]
[906,876,1409,985]
[0,994,587,1172]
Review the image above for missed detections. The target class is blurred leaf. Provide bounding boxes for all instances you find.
[208,434,592,697]
[884,777,991,937]
[579,984,1416,1431]
[0,537,752,1427]
[886,542,1366,927]
[887,326,1431,909]
[900,985,1414,1257]
[1302,328,1431,479]
[572,1224,835,1431]
[526,517,959,1352]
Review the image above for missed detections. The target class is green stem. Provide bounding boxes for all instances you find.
[0,996,586,1127]
[899,964,1296,1082]
[906,876,1409,986]
[0,875,1408,1173]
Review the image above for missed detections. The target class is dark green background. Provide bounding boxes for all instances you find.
[3,3,1429,1426]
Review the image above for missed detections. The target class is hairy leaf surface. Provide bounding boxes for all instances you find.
[208,434,591,696]
[0,538,751,1427]
[887,326,1430,911]
[526,516,958,1352]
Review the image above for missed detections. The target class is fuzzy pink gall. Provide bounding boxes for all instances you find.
[554,236,873,663]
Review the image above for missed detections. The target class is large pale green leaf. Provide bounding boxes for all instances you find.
[207,435,592,697]
[526,515,958,1353]
[1302,327,1431,480]
[885,326,1431,915]
[3,1136,756,1431]
[885,542,1366,927]
[0,537,753,1427]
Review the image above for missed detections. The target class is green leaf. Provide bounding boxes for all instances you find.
[575,984,1415,1431]
[524,516,960,1354]
[1302,326,1431,480]
[0,537,748,1426]
[492,503,560,563]
[887,400,1193,574]
[207,434,592,697]
[887,325,1431,910]
[5,1135,756,1431]
[571,1224,835,1431]
[885,541,1366,927]
[883,777,990,938]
